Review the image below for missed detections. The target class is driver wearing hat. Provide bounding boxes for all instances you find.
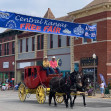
[43,56,54,76]
[50,56,61,74]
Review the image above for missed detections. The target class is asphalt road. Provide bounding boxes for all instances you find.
[0,90,111,111]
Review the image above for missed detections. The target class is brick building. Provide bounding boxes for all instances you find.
[15,8,72,83]
[0,30,22,83]
[1,0,111,85]
[68,0,111,84]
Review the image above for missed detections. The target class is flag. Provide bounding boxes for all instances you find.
[99,74,107,87]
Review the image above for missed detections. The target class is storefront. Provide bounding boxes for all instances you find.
[80,57,98,82]
[0,72,14,83]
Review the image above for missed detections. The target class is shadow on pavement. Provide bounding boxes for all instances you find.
[74,102,111,108]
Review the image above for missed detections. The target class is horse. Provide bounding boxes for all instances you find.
[72,72,91,107]
[49,71,78,108]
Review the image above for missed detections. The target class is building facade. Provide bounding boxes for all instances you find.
[0,30,22,83]
[68,0,111,83]
[1,0,111,85]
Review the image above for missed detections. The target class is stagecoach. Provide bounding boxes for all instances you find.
[18,66,63,103]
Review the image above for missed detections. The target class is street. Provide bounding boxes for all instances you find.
[0,90,111,111]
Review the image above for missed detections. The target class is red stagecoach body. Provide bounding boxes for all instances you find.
[24,66,62,89]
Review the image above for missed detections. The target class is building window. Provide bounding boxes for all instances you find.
[26,38,29,52]
[74,63,79,72]
[0,44,2,56]
[4,43,9,55]
[32,37,35,51]
[82,68,97,82]
[91,23,97,43]
[12,41,15,54]
[92,38,97,42]
[7,43,9,55]
[58,35,61,47]
[83,38,87,44]
[20,39,22,53]
[37,35,40,50]
[41,35,44,49]
[67,36,70,46]
[50,34,53,48]
[4,43,7,55]
[37,35,44,50]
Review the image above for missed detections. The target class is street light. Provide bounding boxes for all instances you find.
[92,53,96,96]
[12,61,15,66]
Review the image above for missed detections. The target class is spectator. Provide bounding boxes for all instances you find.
[50,56,61,74]
[1,83,6,91]
[100,81,105,98]
[14,84,19,90]
[5,83,9,90]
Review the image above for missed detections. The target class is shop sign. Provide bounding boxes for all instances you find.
[80,57,98,66]
[19,62,31,68]
[3,62,9,68]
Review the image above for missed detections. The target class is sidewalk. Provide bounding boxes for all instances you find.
[87,91,111,99]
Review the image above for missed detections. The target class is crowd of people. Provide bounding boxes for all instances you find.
[0,80,14,91]
[43,56,61,76]
[0,80,22,91]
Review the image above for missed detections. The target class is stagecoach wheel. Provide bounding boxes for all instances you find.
[36,85,46,104]
[18,84,26,102]
[56,95,64,103]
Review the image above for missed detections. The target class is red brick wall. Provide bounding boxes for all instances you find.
[18,32,36,38]
[107,20,111,40]
[74,42,107,83]
[74,11,109,83]
[74,11,108,23]
[0,36,14,43]
[37,51,43,59]
[1,41,14,56]
[107,75,111,83]
[0,56,15,72]
[0,34,15,72]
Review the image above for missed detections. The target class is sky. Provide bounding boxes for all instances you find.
[0,0,93,32]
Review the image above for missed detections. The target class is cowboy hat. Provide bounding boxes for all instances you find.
[52,56,56,58]
[44,56,48,58]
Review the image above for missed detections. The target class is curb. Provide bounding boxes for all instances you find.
[87,95,111,99]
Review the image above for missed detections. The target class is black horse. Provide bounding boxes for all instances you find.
[72,72,91,106]
[49,71,78,108]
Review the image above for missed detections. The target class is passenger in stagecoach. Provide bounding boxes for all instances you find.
[43,56,55,76]
[50,56,61,74]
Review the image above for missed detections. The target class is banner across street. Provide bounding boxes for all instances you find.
[0,10,96,39]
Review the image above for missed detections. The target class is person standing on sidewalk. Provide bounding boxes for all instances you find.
[100,81,105,98]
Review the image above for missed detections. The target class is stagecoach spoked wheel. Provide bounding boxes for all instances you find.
[18,84,26,102]
[36,85,46,104]
[56,95,64,103]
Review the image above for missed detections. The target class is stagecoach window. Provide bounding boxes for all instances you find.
[25,69,26,78]
[34,68,37,78]
[28,68,31,77]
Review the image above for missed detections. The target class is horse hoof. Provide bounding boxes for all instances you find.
[84,104,87,107]
[66,106,68,108]
[70,104,73,108]
[70,105,73,109]
[55,104,57,107]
